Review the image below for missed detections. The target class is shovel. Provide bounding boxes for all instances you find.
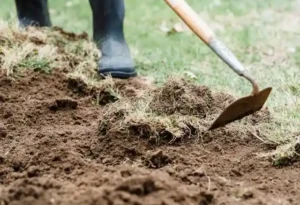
[164,0,272,130]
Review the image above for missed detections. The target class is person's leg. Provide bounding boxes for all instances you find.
[14,0,51,27]
[89,0,136,79]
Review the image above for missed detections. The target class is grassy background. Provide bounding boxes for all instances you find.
[1,0,299,141]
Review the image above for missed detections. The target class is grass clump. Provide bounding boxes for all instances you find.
[272,136,300,167]
[99,95,204,145]
[0,21,99,79]
[149,78,215,118]
[98,77,272,146]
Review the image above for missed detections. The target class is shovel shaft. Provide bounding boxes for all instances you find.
[164,0,259,94]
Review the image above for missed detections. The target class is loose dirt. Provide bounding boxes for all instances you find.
[1,70,300,205]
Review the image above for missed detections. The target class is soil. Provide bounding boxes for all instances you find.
[0,71,300,205]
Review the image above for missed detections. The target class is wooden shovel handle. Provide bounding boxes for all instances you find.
[164,0,260,94]
[164,0,215,44]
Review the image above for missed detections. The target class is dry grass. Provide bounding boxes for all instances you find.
[272,136,300,166]
[0,21,99,80]
[98,94,206,144]
[0,22,55,75]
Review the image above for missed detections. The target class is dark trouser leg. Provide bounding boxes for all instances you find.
[89,0,136,79]
[14,0,51,27]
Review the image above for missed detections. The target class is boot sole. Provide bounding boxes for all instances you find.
[99,69,137,79]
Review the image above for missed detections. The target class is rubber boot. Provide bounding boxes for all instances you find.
[89,0,137,79]
[14,0,52,27]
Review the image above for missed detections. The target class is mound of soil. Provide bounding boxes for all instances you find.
[1,71,300,205]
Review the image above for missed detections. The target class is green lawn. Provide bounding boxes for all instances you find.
[1,0,299,142]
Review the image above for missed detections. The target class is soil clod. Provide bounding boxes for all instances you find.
[48,98,78,111]
[143,150,172,169]
[115,177,159,196]
[0,123,7,138]
[0,92,7,102]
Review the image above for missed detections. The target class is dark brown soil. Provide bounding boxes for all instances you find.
[0,71,300,205]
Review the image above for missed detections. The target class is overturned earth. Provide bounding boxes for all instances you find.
[0,25,300,205]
